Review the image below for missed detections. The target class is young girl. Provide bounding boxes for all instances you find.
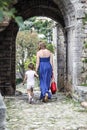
[23,63,38,103]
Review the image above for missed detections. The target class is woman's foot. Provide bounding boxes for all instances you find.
[43,93,48,103]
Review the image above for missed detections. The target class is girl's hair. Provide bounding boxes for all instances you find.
[28,63,34,70]
[38,41,46,50]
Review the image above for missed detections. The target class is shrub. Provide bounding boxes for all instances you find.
[16,78,22,85]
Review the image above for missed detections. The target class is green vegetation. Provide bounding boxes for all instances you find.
[46,43,54,53]
[16,30,39,78]
[82,58,87,63]
[84,43,87,48]
[83,13,87,25]
[0,0,14,21]
[84,41,87,49]
[82,41,87,64]
[0,0,23,27]
[24,55,36,70]
[80,84,87,86]
[20,17,53,42]
[16,78,22,85]
[16,17,54,79]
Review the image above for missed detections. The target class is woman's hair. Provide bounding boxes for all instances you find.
[38,41,46,50]
[28,63,34,70]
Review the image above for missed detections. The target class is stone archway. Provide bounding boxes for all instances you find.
[0,0,85,95]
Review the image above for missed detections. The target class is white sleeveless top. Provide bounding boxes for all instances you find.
[25,70,35,87]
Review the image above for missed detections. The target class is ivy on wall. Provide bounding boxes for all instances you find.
[81,13,87,85]
[0,0,23,27]
[83,13,87,25]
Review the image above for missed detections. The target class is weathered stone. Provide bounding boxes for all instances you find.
[0,0,86,100]
[0,93,6,130]
[73,86,87,102]
[4,84,87,130]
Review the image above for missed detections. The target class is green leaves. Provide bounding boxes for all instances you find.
[46,43,54,53]
[20,17,53,42]
[83,13,87,25]
[16,30,39,75]
[15,16,23,27]
[0,0,23,27]
[0,10,4,22]
[0,0,12,21]
[84,43,87,49]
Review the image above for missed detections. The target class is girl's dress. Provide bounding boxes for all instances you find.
[39,57,52,99]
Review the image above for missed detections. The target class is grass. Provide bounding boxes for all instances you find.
[80,84,87,87]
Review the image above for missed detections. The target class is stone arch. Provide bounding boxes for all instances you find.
[14,0,65,26]
[0,0,85,95]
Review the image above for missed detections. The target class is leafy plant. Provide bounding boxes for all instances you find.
[84,43,87,48]
[16,30,39,78]
[46,43,54,53]
[83,13,87,25]
[83,58,87,63]
[24,55,36,71]
[0,0,23,27]
[20,17,53,42]
[80,84,87,86]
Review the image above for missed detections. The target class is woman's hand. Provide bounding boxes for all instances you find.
[35,72,39,78]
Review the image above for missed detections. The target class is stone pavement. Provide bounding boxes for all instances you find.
[4,84,87,130]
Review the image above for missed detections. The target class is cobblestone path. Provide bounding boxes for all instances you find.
[4,84,87,130]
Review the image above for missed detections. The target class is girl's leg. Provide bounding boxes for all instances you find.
[27,88,34,103]
[30,87,34,98]
[30,87,35,103]
[27,89,32,103]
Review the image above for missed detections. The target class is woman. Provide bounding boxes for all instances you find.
[36,41,53,102]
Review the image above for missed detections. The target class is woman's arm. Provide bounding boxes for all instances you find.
[34,72,39,78]
[50,53,53,70]
[36,52,40,72]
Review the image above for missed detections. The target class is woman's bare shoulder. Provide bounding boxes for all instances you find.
[46,49,52,54]
[37,50,41,56]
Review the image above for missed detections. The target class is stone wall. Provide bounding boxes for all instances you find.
[0,21,18,95]
[81,0,87,85]
[54,0,85,87]
[73,86,87,102]
[53,23,66,90]
[0,0,86,95]
[52,22,58,85]
[72,0,87,101]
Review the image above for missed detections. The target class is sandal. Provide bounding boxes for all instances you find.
[44,93,48,102]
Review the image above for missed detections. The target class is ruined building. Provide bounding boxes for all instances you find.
[0,0,87,100]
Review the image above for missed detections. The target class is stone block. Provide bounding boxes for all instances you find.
[73,86,87,102]
[0,93,6,130]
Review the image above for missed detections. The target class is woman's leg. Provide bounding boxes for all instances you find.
[43,93,48,102]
